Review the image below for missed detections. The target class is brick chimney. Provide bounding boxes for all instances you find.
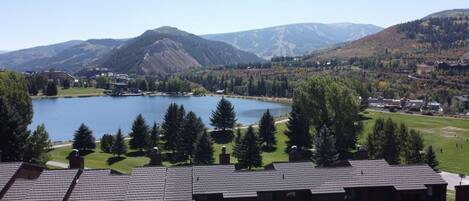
[288,146,302,162]
[219,146,230,165]
[456,185,469,201]
[149,147,162,166]
[69,149,84,169]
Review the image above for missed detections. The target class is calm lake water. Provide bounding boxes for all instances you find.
[30,96,291,141]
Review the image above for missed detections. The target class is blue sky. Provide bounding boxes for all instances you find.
[0,0,467,50]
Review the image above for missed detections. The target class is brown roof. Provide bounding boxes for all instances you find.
[0,163,21,192]
[125,167,166,201]
[23,169,79,201]
[164,167,193,201]
[2,178,36,201]
[68,169,130,201]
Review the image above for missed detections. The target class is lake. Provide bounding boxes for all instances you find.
[30,96,291,141]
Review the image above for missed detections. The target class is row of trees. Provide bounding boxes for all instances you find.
[365,118,439,171]
[0,71,52,164]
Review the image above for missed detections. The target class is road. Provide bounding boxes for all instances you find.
[440,171,469,190]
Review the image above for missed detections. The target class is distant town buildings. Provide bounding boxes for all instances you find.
[368,97,443,114]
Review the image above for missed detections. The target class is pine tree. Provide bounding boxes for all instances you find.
[313,125,338,167]
[284,105,312,152]
[403,129,424,164]
[112,128,128,157]
[236,126,262,170]
[148,122,160,150]
[45,81,58,96]
[382,118,400,164]
[139,80,148,91]
[73,123,96,151]
[162,103,181,152]
[179,111,205,159]
[366,118,385,159]
[148,80,157,92]
[258,109,276,148]
[397,123,409,155]
[193,130,214,165]
[129,114,149,151]
[233,128,243,158]
[100,134,115,153]
[425,145,439,172]
[24,124,52,164]
[210,97,237,137]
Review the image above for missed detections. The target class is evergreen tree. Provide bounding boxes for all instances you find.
[162,103,181,152]
[284,105,312,152]
[397,123,409,157]
[258,109,276,148]
[100,134,115,153]
[313,125,338,167]
[139,80,148,91]
[148,122,160,149]
[366,118,385,159]
[403,129,424,164]
[210,97,237,137]
[382,118,400,164]
[179,111,205,159]
[425,145,439,172]
[129,114,149,151]
[233,128,243,158]
[148,80,157,92]
[193,130,214,165]
[73,123,96,151]
[62,79,71,89]
[45,81,58,96]
[0,72,33,162]
[236,126,262,170]
[24,124,52,164]
[112,128,128,157]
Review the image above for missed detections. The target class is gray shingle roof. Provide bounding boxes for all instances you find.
[2,178,36,201]
[125,166,167,201]
[0,162,21,192]
[164,167,193,201]
[192,160,446,198]
[68,169,130,201]
[24,169,79,201]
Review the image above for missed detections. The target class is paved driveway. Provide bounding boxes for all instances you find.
[440,171,469,190]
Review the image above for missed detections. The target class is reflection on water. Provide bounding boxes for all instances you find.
[30,96,291,141]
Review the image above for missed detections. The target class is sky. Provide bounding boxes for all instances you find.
[0,0,468,50]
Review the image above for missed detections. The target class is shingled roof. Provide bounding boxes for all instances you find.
[0,162,22,193]
[125,167,167,201]
[68,169,130,201]
[0,160,446,201]
[23,169,79,201]
[192,160,446,198]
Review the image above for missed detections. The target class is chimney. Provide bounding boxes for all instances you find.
[149,147,162,166]
[219,146,230,165]
[456,185,469,201]
[69,149,84,169]
[288,146,302,162]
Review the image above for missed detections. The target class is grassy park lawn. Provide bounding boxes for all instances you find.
[49,123,290,173]
[49,110,469,174]
[361,110,469,174]
[57,87,104,96]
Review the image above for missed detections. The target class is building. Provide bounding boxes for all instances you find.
[427,102,443,113]
[454,95,469,110]
[0,158,448,201]
[405,99,425,111]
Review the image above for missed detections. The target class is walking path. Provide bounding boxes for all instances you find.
[440,171,469,190]
[46,161,89,169]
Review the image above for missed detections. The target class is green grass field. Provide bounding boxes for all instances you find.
[49,124,290,173]
[361,110,469,174]
[57,87,104,96]
[49,110,469,175]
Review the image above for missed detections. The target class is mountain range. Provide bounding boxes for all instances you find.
[306,9,469,62]
[203,23,382,59]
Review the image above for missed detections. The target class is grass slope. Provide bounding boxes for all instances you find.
[362,110,469,174]
[49,110,469,175]
[49,123,289,173]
